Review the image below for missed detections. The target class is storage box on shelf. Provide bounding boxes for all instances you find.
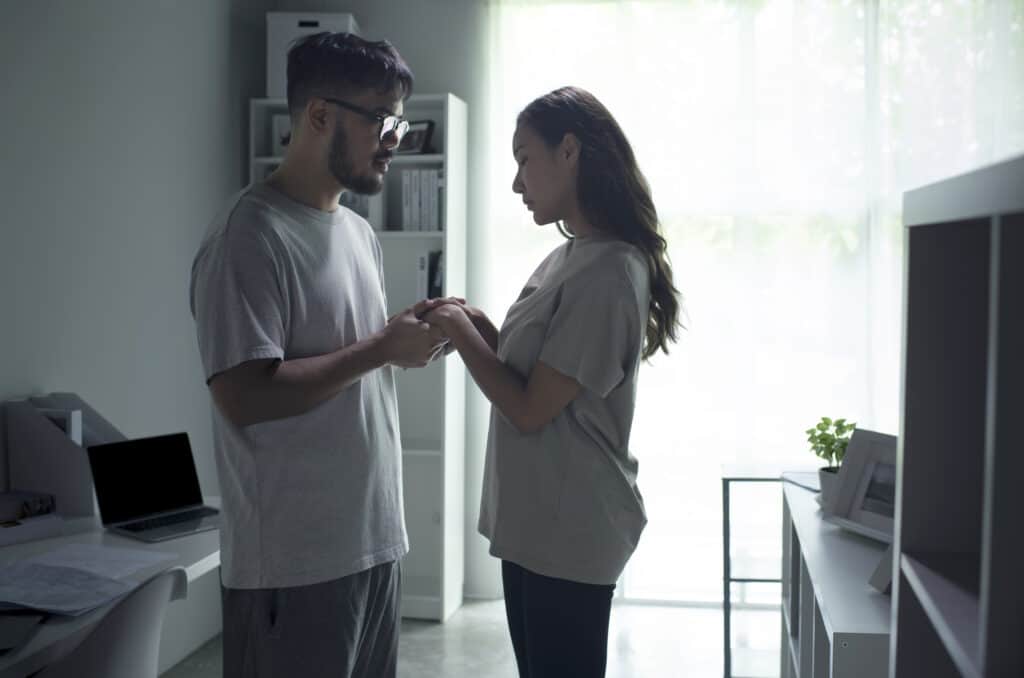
[265,12,359,99]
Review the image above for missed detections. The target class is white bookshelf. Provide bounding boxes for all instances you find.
[248,98,287,184]
[891,153,1024,677]
[247,93,468,621]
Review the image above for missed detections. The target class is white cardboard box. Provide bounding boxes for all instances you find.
[266,12,360,98]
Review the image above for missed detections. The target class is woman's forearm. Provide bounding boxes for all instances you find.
[470,312,499,352]
[447,315,533,431]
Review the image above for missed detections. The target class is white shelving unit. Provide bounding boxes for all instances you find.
[780,483,891,678]
[248,94,468,621]
[892,153,1024,677]
[248,98,287,185]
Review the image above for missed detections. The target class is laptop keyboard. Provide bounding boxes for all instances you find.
[121,506,218,532]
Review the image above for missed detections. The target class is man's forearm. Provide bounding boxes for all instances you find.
[220,334,389,427]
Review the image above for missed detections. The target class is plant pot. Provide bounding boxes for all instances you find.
[819,466,840,510]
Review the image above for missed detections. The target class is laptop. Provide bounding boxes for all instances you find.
[86,432,219,542]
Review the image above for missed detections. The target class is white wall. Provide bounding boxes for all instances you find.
[0,0,271,670]
[0,0,271,494]
[0,0,501,650]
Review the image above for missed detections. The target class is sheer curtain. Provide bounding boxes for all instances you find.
[469,0,1024,604]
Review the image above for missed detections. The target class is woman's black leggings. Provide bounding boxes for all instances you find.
[501,560,616,678]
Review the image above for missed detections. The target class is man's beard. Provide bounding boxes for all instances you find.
[327,122,384,195]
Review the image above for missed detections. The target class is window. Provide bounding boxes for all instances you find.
[479,0,1024,603]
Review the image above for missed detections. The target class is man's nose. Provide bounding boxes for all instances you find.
[381,131,401,150]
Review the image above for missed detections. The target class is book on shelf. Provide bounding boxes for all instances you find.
[397,168,444,231]
[427,170,439,231]
[415,250,443,299]
[427,250,444,298]
[402,171,412,229]
[415,252,429,300]
[410,170,421,230]
[419,170,429,230]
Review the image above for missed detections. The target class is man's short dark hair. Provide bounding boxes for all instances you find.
[286,32,414,116]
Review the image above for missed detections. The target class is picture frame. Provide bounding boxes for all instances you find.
[271,114,292,157]
[822,428,897,543]
[395,120,435,154]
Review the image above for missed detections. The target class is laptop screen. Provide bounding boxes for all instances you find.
[87,432,204,525]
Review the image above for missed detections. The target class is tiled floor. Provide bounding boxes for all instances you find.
[163,600,776,677]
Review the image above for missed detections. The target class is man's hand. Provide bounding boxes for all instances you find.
[421,302,471,333]
[378,305,449,368]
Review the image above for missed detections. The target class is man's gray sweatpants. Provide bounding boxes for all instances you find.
[221,560,401,678]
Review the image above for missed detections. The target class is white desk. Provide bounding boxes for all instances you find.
[0,506,220,678]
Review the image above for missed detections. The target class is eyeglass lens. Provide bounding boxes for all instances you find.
[382,117,410,143]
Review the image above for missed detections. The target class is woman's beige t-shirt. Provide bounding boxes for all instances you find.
[478,235,650,586]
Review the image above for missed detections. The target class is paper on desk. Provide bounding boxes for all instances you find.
[0,562,131,615]
[24,543,176,580]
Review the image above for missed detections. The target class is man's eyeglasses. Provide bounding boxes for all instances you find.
[322,97,410,144]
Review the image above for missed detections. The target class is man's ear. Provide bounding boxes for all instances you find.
[305,98,333,136]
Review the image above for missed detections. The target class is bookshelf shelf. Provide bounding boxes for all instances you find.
[375,230,445,239]
[402,448,443,459]
[392,154,444,164]
[900,553,981,678]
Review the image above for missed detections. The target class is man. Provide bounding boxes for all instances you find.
[189,33,445,678]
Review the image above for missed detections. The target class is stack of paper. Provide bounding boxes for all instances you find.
[0,544,176,616]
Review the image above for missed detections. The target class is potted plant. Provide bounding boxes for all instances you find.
[806,416,856,506]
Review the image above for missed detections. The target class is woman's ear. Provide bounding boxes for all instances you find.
[560,133,581,165]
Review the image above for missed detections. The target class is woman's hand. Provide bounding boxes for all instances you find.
[455,304,499,353]
[422,302,472,336]
[414,296,465,320]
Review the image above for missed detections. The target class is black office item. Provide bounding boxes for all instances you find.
[0,611,46,656]
[86,433,219,542]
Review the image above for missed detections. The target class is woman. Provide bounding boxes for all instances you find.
[424,86,681,677]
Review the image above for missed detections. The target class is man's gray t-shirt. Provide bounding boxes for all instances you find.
[478,235,650,586]
[190,182,407,589]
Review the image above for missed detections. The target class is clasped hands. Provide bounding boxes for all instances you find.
[382,296,483,369]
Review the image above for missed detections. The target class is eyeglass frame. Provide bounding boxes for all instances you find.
[320,97,410,143]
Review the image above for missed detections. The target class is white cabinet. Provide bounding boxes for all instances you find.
[265,12,359,99]
[247,94,468,621]
[780,484,890,678]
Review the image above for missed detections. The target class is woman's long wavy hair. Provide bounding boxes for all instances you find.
[517,86,682,359]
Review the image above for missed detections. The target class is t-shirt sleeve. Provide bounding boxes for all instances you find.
[190,222,287,382]
[538,265,642,398]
